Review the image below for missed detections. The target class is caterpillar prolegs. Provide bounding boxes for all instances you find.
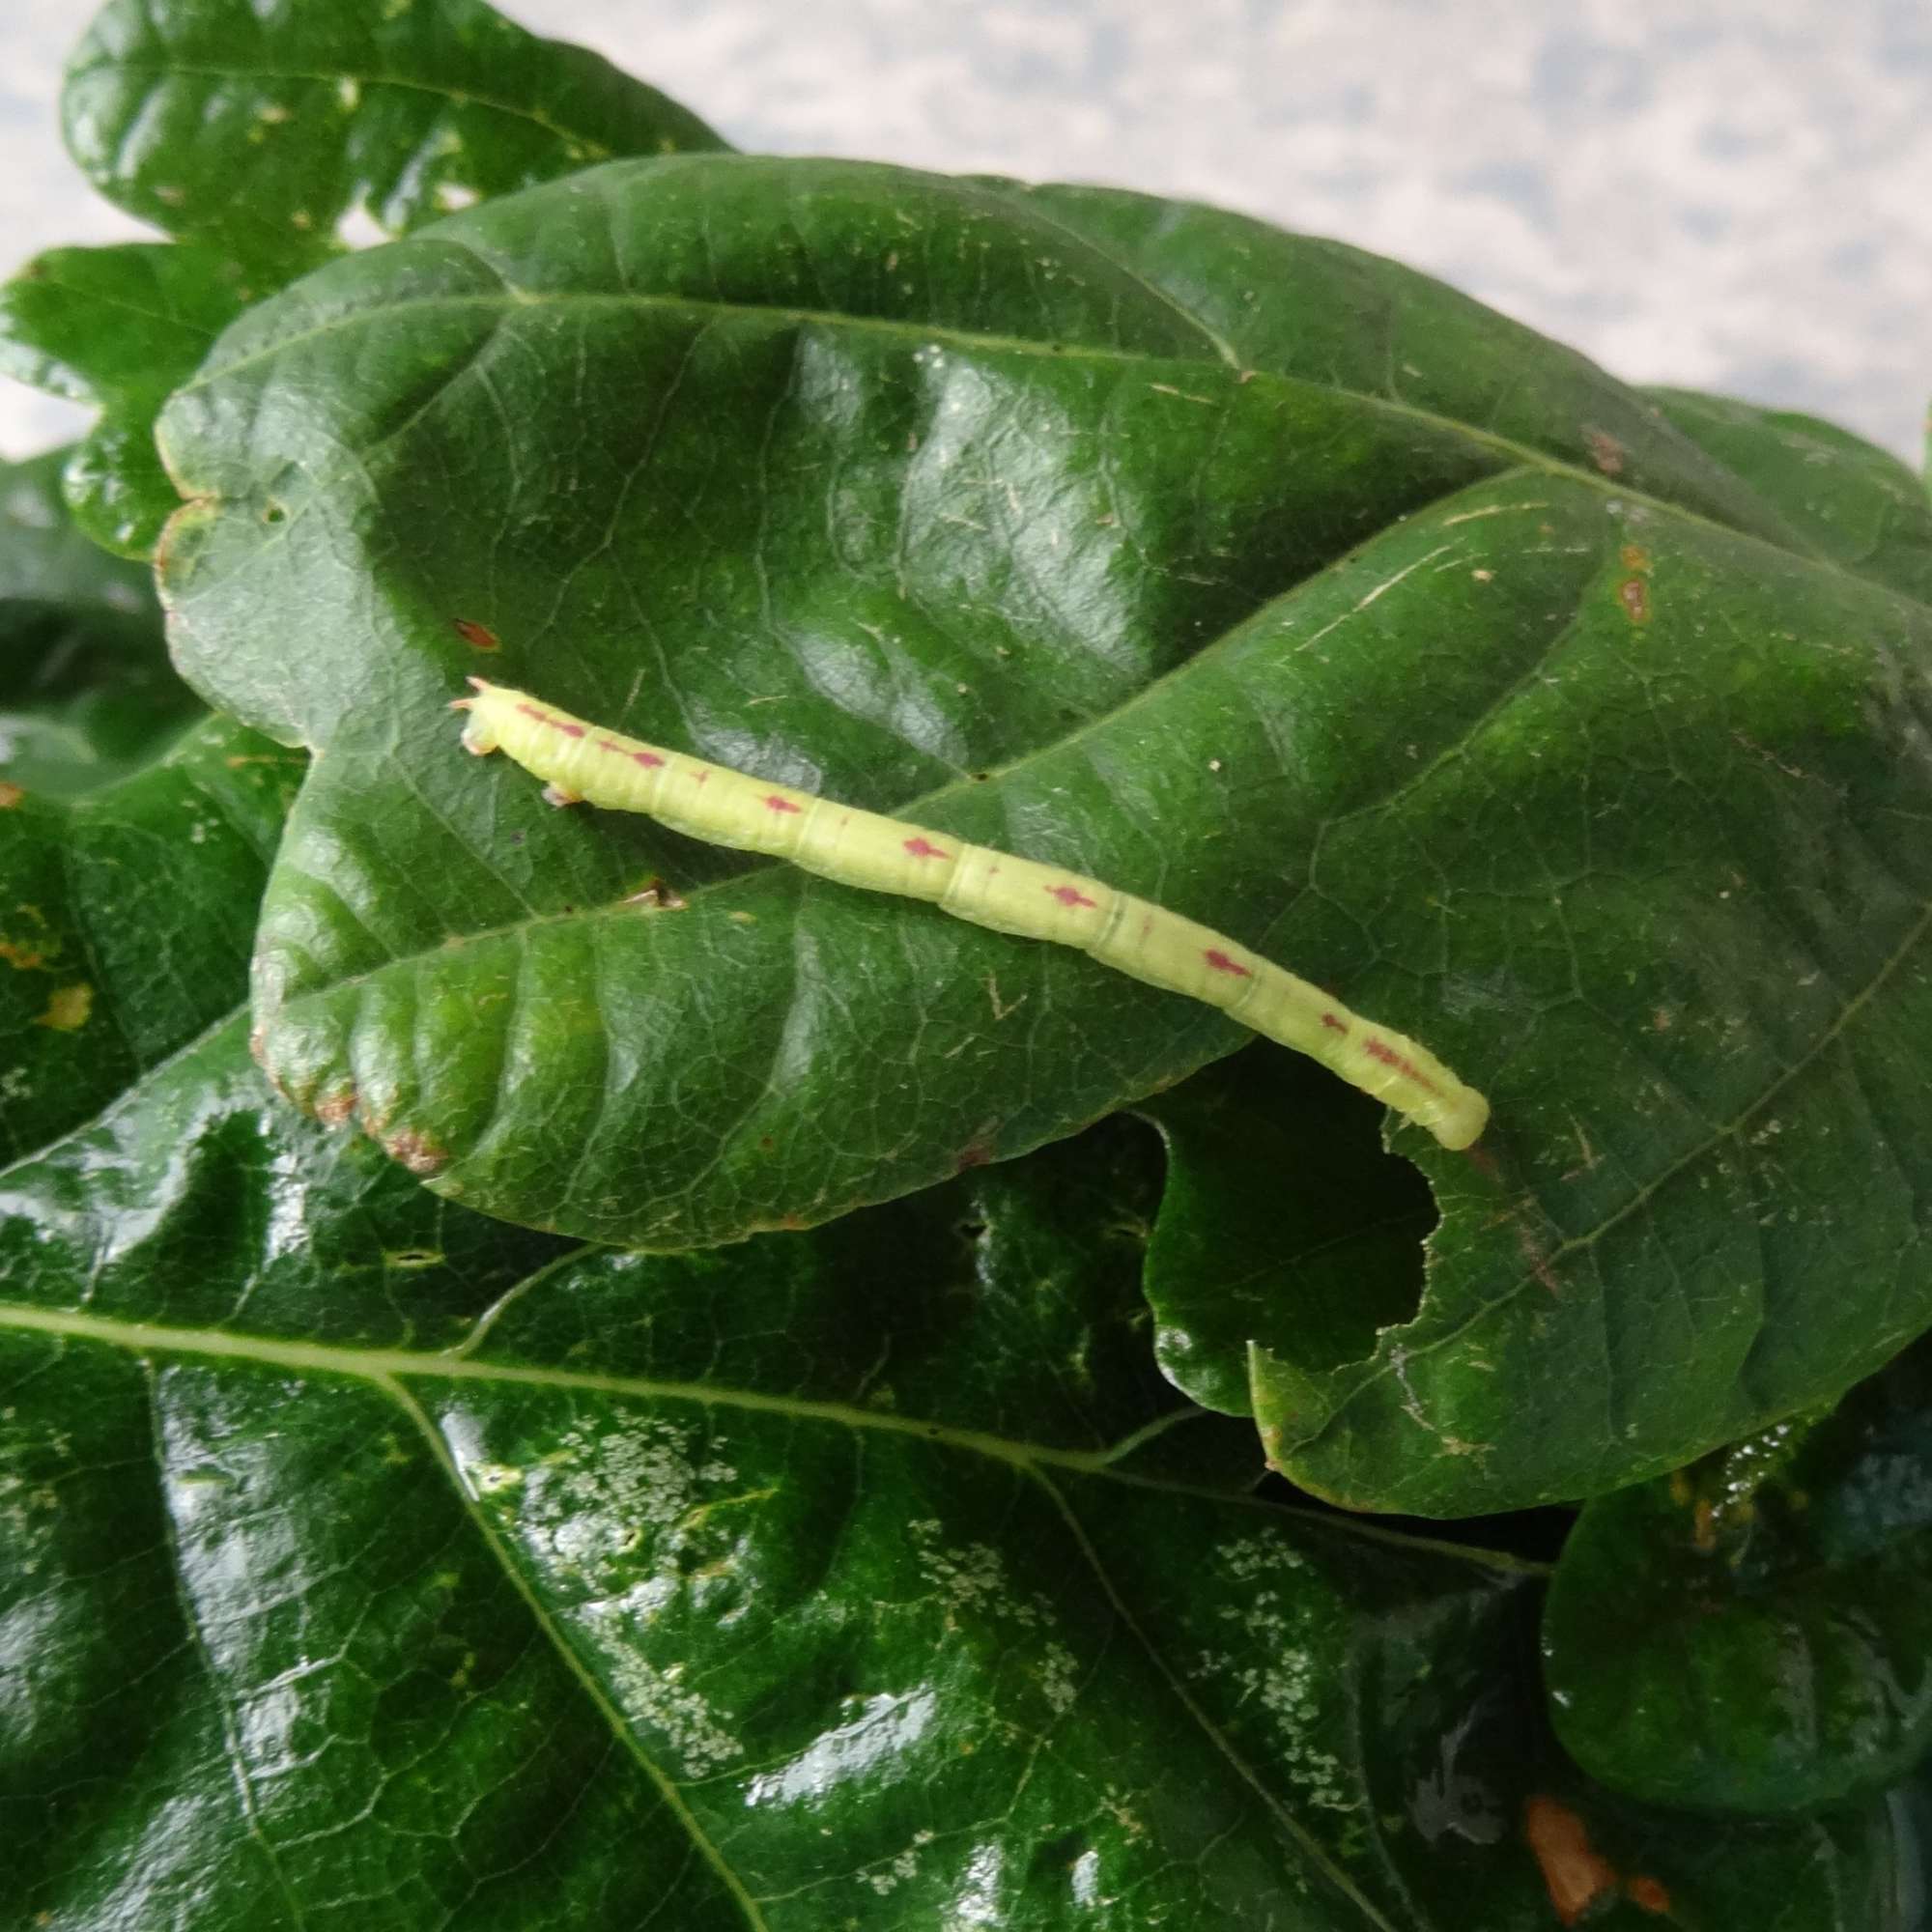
[454,678,1491,1150]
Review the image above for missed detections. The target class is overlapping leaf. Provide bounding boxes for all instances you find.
[0,448,198,789]
[0,245,255,557]
[63,0,726,279]
[1544,1338,1932,1814]
[0,445,303,1157]
[153,152,1932,1511]
[3,1019,1920,1928]
[2,0,731,561]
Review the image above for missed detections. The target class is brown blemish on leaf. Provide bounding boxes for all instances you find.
[1522,1796,1619,1925]
[1619,576,1651,624]
[314,1089,358,1128]
[1513,1218,1563,1296]
[954,1139,996,1173]
[452,617,500,651]
[1582,427,1627,476]
[33,983,93,1031]
[0,781,23,809]
[623,876,688,911]
[1692,1496,1718,1551]
[385,1127,451,1177]
[0,938,50,971]
[1652,1007,1674,1032]
[1618,543,1651,575]
[1627,1875,1671,1915]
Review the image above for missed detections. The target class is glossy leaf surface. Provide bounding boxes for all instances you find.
[155,153,1932,1511]
[63,0,726,279]
[1544,1339,1932,1814]
[2,1020,1920,1929]
[0,244,255,556]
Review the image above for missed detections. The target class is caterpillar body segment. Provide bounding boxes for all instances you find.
[455,677,1490,1150]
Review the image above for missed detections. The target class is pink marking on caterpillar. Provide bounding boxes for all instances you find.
[1204,949,1251,978]
[1048,885,1097,908]
[1321,1011,1348,1034]
[1364,1036,1441,1097]
[764,794,802,814]
[904,837,950,860]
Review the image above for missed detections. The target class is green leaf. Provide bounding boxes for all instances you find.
[2,1023,1919,1927]
[0,245,257,556]
[1644,385,1932,606]
[0,714,303,1161]
[0,447,203,790]
[62,0,727,280]
[1543,1338,1932,1814]
[0,244,257,557]
[1137,1044,1435,1416]
[155,155,1932,1511]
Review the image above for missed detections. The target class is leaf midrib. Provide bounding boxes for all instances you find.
[0,1292,1543,1578]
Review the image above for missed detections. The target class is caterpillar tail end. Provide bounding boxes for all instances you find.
[1426,1085,1491,1152]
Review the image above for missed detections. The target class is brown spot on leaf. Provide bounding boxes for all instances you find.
[0,781,23,809]
[624,876,688,911]
[954,1139,996,1172]
[1619,576,1651,624]
[1627,1875,1672,1915]
[248,1026,270,1068]
[33,983,93,1031]
[385,1127,451,1177]
[452,617,500,651]
[1618,543,1651,574]
[1692,1496,1718,1552]
[1582,427,1627,475]
[314,1090,358,1128]
[0,937,50,971]
[1522,1796,1618,1926]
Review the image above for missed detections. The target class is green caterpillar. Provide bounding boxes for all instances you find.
[455,677,1491,1151]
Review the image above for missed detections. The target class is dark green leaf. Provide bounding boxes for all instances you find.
[0,447,203,790]
[62,0,727,280]
[155,154,1932,1511]
[2,1022,1918,1927]
[1136,1043,1435,1416]
[0,244,256,557]
[1543,1338,1932,1813]
[0,703,302,1159]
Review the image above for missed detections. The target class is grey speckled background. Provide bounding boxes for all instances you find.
[3,0,1928,469]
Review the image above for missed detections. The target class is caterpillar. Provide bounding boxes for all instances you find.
[453,677,1491,1150]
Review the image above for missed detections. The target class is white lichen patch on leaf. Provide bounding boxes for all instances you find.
[1192,1535,1355,1815]
[907,1520,1081,1719]
[591,1611,744,1776]
[535,1414,740,1579]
